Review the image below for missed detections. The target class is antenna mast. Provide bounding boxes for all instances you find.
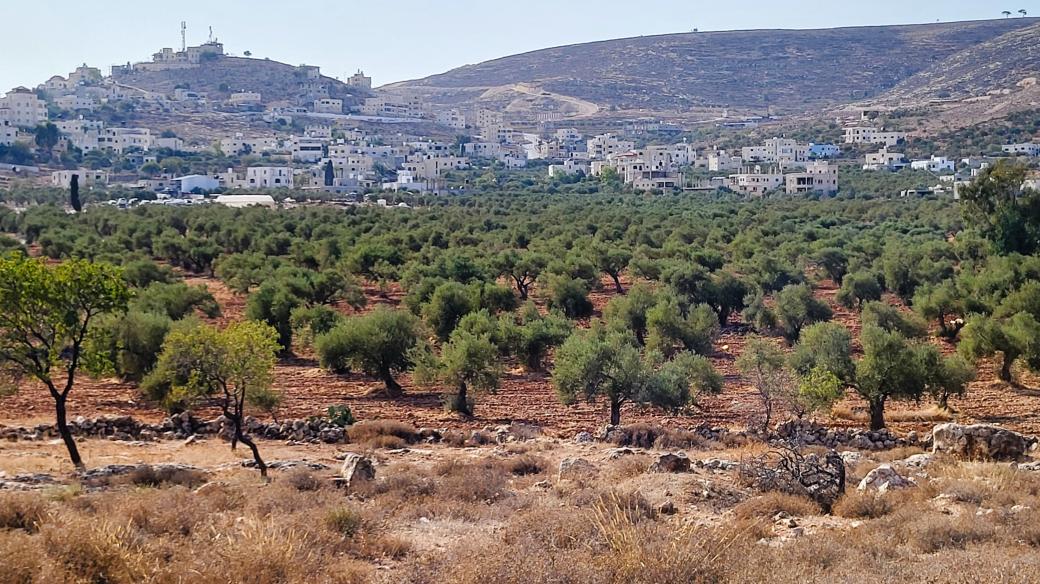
[208,26,213,43]
[181,21,186,52]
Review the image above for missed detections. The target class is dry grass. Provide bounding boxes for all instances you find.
[0,492,48,533]
[347,420,419,448]
[733,491,821,520]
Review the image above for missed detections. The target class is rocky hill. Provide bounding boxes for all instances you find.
[111,56,366,107]
[384,18,1040,117]
[876,22,1040,103]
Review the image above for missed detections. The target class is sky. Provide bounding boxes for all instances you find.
[0,0,1035,92]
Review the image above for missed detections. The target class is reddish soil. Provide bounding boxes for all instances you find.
[2,272,1040,437]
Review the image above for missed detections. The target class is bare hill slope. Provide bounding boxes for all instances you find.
[384,19,1039,116]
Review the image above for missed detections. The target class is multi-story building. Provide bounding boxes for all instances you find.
[98,127,154,152]
[219,134,279,156]
[864,147,909,171]
[728,166,784,196]
[708,150,743,172]
[910,155,955,173]
[587,133,635,160]
[843,126,907,146]
[346,70,372,90]
[0,87,48,128]
[402,155,468,180]
[435,109,467,130]
[785,162,839,195]
[808,143,842,159]
[313,98,343,114]
[291,135,325,162]
[0,120,16,146]
[244,166,293,189]
[741,138,808,166]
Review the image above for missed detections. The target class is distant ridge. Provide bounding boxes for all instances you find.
[383,18,1040,116]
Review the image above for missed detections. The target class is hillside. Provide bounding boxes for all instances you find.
[384,18,1039,117]
[111,56,367,106]
[876,22,1040,102]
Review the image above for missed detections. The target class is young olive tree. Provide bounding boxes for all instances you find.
[414,329,500,417]
[146,320,280,478]
[0,256,129,469]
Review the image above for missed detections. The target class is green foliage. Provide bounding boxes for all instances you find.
[774,283,833,343]
[836,272,882,310]
[545,275,594,319]
[960,160,1040,254]
[132,282,220,320]
[552,326,720,425]
[326,405,356,428]
[645,299,719,358]
[500,304,573,371]
[860,301,927,339]
[736,337,797,429]
[913,280,967,339]
[960,311,1040,382]
[290,305,345,348]
[798,367,845,413]
[789,322,855,384]
[814,247,849,284]
[316,308,421,396]
[87,310,172,381]
[415,328,501,416]
[122,259,177,288]
[0,256,130,467]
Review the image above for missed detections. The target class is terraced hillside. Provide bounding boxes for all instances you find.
[384,18,1039,116]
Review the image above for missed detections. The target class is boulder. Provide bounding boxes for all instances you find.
[337,453,375,489]
[574,431,594,444]
[650,452,691,473]
[607,447,636,460]
[857,464,914,492]
[932,423,1035,461]
[558,457,596,481]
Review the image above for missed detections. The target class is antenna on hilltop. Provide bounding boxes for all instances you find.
[181,21,186,52]
[208,26,213,43]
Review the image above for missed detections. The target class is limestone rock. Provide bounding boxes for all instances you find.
[932,423,1035,461]
[337,453,375,488]
[558,457,596,481]
[857,464,915,492]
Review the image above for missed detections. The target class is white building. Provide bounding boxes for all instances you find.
[708,150,743,172]
[229,92,262,106]
[910,156,955,173]
[0,87,48,128]
[549,159,590,177]
[1002,143,1040,157]
[346,70,372,90]
[98,127,154,153]
[741,138,808,166]
[215,194,276,208]
[435,109,467,130]
[587,133,635,160]
[844,126,907,147]
[173,174,220,194]
[864,148,909,171]
[54,95,97,111]
[51,169,108,189]
[245,167,293,189]
[219,134,279,156]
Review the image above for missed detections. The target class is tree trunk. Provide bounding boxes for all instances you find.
[54,393,84,471]
[452,382,472,417]
[1000,353,1015,382]
[237,429,268,480]
[382,368,403,398]
[718,307,730,328]
[868,398,886,431]
[609,399,622,426]
[611,274,624,295]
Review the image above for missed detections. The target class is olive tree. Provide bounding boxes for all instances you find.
[316,308,422,397]
[552,327,721,425]
[414,329,500,417]
[774,283,833,343]
[0,256,129,469]
[145,320,281,478]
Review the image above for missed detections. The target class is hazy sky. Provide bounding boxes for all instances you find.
[1,0,1034,92]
